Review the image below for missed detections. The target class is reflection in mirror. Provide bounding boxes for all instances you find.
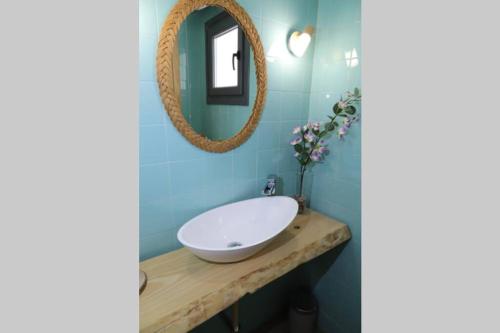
[205,10,248,102]
[177,6,256,141]
[213,25,238,88]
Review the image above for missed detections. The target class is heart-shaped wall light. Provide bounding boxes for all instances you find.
[288,26,314,57]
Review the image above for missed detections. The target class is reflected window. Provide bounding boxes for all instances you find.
[213,26,239,88]
[205,12,249,105]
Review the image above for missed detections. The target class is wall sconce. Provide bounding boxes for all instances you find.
[288,26,314,57]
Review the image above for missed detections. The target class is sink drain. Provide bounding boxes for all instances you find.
[227,241,242,248]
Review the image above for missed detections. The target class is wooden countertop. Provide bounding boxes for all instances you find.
[139,210,351,333]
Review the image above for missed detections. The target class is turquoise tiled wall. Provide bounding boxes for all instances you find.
[306,0,361,332]
[140,1,318,331]
[139,0,318,258]
[140,0,360,331]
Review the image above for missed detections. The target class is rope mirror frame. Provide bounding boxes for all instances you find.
[156,0,267,153]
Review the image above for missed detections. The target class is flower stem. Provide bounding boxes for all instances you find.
[298,165,305,196]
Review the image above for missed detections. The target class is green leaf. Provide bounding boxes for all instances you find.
[344,106,356,115]
[294,145,303,153]
[354,87,360,97]
[333,121,339,127]
[325,122,335,131]
[333,103,342,114]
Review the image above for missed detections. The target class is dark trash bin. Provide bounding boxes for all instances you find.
[289,288,318,333]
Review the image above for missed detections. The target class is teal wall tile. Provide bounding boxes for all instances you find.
[154,0,174,31]
[281,91,303,120]
[266,61,284,91]
[139,0,157,37]
[169,159,208,195]
[313,178,361,214]
[234,150,257,181]
[140,199,173,238]
[139,82,166,126]
[205,185,234,210]
[262,0,291,24]
[306,0,362,332]
[261,18,287,53]
[140,228,178,261]
[171,191,208,228]
[257,149,280,179]
[232,179,258,201]
[281,60,307,92]
[139,34,157,81]
[317,310,344,333]
[279,170,297,196]
[258,122,280,150]
[315,275,361,333]
[139,163,170,205]
[206,155,233,189]
[139,125,168,164]
[238,0,262,18]
[278,149,298,174]
[261,90,281,121]
[308,92,337,122]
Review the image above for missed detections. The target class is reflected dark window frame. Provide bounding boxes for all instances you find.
[205,11,250,106]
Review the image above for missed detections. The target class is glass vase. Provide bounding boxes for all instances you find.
[294,168,311,214]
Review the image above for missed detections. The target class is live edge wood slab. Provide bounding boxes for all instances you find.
[139,209,351,333]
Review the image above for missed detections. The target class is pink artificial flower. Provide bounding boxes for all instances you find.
[343,117,353,129]
[338,100,348,109]
[304,132,316,143]
[292,126,301,134]
[310,149,322,161]
[338,126,348,140]
[290,136,302,145]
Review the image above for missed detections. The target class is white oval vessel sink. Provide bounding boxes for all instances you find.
[177,196,298,263]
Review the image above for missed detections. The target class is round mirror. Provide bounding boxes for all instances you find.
[157,0,266,153]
